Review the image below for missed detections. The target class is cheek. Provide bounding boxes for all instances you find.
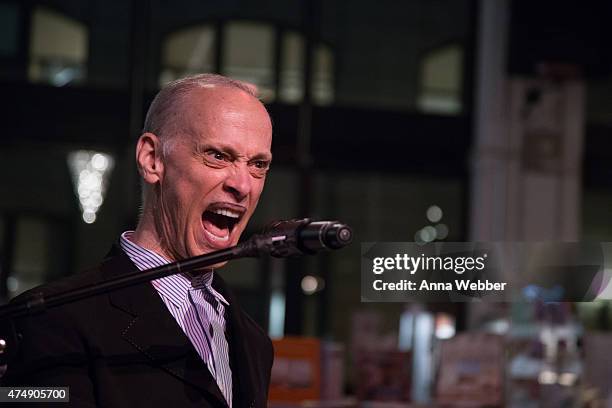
[180,171,221,199]
[242,182,265,221]
[163,179,202,219]
[251,178,267,200]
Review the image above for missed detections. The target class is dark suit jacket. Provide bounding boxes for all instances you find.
[1,245,274,408]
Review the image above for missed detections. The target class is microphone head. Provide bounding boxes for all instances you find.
[306,221,353,250]
[256,218,353,257]
[332,223,353,247]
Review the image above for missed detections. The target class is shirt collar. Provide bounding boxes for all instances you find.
[119,231,229,307]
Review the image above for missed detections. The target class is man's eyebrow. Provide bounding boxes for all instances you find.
[250,152,273,162]
[195,142,272,161]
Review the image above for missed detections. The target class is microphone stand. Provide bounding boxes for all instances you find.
[0,229,286,365]
[0,237,267,322]
[0,218,352,368]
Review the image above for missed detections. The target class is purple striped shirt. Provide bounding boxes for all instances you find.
[119,231,233,407]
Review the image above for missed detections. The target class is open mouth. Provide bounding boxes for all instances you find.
[201,203,245,243]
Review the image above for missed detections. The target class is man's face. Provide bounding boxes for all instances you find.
[154,87,272,261]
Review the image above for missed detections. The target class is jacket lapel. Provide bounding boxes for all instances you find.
[101,245,228,407]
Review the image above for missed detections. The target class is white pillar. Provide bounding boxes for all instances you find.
[468,0,585,327]
[469,0,512,241]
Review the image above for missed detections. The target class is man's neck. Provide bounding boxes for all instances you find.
[128,227,215,279]
[131,211,174,261]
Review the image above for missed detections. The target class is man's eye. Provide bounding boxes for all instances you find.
[208,150,226,161]
[253,160,269,169]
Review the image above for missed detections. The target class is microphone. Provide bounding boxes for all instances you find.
[241,218,353,257]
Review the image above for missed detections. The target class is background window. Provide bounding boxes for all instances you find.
[311,44,334,105]
[279,31,305,103]
[8,216,71,299]
[222,21,275,101]
[417,44,463,115]
[0,3,20,57]
[159,22,335,105]
[29,6,88,86]
[159,25,216,86]
[10,217,49,297]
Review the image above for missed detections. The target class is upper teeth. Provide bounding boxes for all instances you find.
[213,209,241,219]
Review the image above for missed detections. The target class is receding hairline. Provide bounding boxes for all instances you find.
[142,74,266,139]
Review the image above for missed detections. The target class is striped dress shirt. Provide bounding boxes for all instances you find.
[119,231,233,407]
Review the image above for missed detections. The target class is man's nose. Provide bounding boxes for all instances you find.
[223,163,251,201]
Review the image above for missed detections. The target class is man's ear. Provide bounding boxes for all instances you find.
[136,132,164,185]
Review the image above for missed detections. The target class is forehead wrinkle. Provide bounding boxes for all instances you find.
[190,86,269,118]
[174,87,272,150]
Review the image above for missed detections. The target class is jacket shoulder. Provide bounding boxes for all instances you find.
[11,265,104,303]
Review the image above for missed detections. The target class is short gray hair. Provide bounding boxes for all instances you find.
[143,73,259,156]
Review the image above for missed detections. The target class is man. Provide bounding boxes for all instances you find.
[2,74,274,407]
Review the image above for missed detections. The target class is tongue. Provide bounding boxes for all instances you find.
[202,212,230,238]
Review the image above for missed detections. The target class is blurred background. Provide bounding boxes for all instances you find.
[1,0,612,406]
